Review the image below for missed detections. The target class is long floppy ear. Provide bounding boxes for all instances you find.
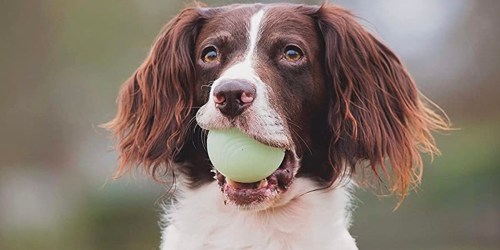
[105,7,207,180]
[314,5,450,198]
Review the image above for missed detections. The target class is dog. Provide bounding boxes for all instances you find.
[106,3,449,249]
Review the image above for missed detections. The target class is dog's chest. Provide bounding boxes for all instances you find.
[160,180,357,250]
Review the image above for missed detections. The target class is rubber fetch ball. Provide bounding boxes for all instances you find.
[207,128,285,183]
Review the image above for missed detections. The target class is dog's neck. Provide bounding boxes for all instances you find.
[160,178,358,250]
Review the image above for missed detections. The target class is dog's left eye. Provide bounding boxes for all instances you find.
[283,45,303,62]
[202,46,219,63]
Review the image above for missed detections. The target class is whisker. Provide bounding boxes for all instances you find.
[286,118,303,130]
[200,80,215,90]
[178,105,204,110]
[186,116,198,134]
[285,117,313,155]
[291,127,313,155]
[200,128,209,151]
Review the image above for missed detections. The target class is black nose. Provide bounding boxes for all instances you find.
[213,79,256,118]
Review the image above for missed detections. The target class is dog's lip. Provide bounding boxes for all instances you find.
[215,150,296,207]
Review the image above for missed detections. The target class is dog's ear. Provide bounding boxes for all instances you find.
[314,5,450,198]
[105,7,209,180]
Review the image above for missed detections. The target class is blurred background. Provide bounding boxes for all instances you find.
[1,0,499,249]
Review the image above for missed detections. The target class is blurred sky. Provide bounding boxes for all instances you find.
[1,1,499,249]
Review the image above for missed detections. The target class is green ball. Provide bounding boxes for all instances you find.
[207,128,285,183]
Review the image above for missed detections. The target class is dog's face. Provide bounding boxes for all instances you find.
[107,4,448,210]
[195,6,328,208]
[195,6,325,146]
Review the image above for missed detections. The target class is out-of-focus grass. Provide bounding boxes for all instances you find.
[1,183,163,250]
[352,120,500,250]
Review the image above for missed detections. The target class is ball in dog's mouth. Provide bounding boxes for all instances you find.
[214,150,296,208]
[207,128,286,183]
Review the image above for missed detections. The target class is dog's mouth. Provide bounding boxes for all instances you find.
[214,150,297,209]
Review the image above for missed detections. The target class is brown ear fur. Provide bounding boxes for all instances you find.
[105,8,206,180]
[314,5,450,198]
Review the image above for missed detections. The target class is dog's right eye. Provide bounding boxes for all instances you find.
[201,46,219,63]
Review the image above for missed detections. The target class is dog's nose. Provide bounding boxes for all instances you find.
[213,79,256,118]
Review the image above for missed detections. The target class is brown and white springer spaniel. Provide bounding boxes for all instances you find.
[106,3,449,249]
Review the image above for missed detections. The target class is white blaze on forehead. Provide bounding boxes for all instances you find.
[212,9,265,80]
[247,9,265,61]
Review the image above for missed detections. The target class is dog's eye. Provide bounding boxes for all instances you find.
[202,46,219,63]
[283,45,303,62]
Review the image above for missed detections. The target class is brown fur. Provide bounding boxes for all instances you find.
[104,7,207,180]
[314,5,450,197]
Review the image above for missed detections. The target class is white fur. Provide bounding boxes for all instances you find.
[160,178,357,250]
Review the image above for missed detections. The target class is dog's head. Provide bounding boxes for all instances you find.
[106,3,449,210]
